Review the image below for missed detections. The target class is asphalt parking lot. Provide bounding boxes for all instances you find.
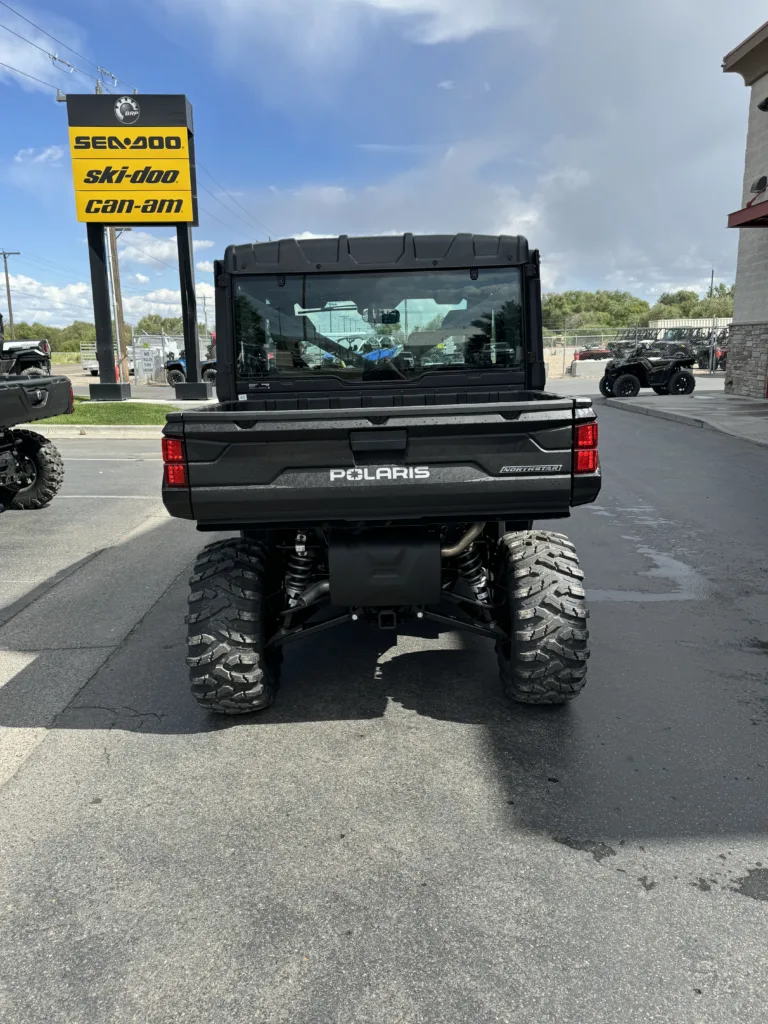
[1,409,767,1023]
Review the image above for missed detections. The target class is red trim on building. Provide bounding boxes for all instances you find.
[727,202,768,228]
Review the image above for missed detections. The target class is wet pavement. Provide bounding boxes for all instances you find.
[0,410,767,1023]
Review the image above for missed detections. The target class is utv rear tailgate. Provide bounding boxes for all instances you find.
[164,395,600,526]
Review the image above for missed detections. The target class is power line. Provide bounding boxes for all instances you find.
[0,0,134,89]
[197,197,249,236]
[0,20,102,85]
[118,237,177,270]
[0,58,58,90]
[197,161,277,238]
[17,251,87,278]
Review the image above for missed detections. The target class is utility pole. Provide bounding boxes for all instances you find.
[1,251,20,340]
[709,268,715,299]
[107,228,129,382]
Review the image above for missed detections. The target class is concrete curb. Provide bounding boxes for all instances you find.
[596,397,768,449]
[33,424,163,440]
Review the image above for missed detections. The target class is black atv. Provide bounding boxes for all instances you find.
[0,337,52,378]
[599,349,696,398]
[0,374,72,511]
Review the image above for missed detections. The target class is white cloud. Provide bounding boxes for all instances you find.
[341,0,538,42]
[135,273,150,284]
[10,269,216,326]
[14,146,64,164]
[0,20,75,94]
[196,260,214,273]
[117,232,215,266]
[437,80,455,90]
[9,273,93,324]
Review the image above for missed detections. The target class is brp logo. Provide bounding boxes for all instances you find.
[114,96,140,125]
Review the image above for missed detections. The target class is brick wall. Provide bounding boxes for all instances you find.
[730,70,768,397]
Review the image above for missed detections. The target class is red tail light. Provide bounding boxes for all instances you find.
[574,421,598,474]
[575,422,598,448]
[575,449,599,473]
[162,437,188,487]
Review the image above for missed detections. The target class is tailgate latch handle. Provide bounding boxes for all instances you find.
[349,429,408,453]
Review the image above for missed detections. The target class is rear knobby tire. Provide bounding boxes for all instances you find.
[186,538,280,714]
[668,369,695,395]
[8,429,64,509]
[598,376,613,397]
[496,530,590,705]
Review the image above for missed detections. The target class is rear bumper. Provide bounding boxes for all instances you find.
[165,466,601,528]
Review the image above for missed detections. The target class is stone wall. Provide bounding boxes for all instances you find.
[724,323,768,398]
[730,70,768,398]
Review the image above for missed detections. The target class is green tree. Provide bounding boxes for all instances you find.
[136,314,165,335]
[468,301,522,365]
[542,290,650,329]
[690,295,734,319]
[655,290,699,317]
[648,303,683,322]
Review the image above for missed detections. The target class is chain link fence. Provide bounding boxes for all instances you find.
[130,330,215,385]
[541,322,730,378]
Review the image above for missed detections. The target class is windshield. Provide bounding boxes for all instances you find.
[234,267,524,381]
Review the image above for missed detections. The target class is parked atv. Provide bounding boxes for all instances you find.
[0,338,52,378]
[165,356,217,385]
[599,349,696,398]
[0,374,72,511]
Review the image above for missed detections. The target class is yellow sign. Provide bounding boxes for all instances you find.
[68,126,190,159]
[67,95,197,225]
[73,157,192,192]
[74,191,196,224]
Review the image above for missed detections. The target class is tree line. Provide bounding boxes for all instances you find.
[9,285,734,352]
[541,284,734,331]
[9,315,210,352]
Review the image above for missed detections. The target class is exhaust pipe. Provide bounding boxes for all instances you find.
[441,522,486,559]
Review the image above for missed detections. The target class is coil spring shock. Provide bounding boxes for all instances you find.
[456,543,490,604]
[285,533,314,605]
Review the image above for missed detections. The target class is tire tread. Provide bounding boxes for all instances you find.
[185,538,278,714]
[496,530,590,705]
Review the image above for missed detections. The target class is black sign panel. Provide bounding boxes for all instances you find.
[66,94,194,132]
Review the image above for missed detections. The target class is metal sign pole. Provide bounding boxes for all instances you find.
[87,223,129,400]
[173,223,210,399]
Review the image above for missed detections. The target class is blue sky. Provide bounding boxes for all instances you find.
[0,0,766,325]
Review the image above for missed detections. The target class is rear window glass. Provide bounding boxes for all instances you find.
[234,267,524,382]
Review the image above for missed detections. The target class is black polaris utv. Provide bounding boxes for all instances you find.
[161,233,602,714]
[599,347,696,398]
[0,373,71,511]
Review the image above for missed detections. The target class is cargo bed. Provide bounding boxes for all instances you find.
[163,391,600,528]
